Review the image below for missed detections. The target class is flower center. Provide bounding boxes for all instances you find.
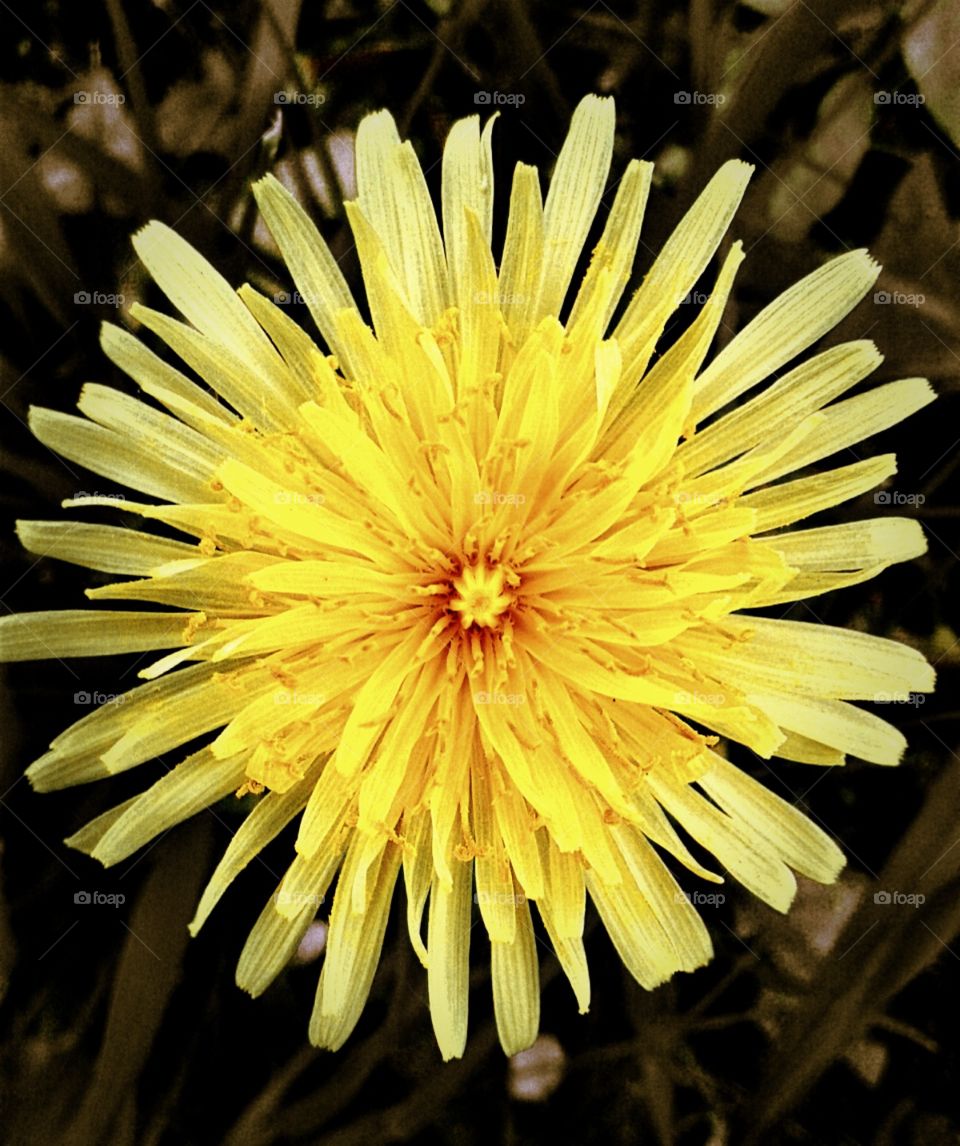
[448,561,514,630]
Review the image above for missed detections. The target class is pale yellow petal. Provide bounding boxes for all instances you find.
[538,94,615,318]
[647,775,797,912]
[698,754,845,883]
[15,520,198,576]
[491,892,540,1057]
[746,377,935,487]
[691,249,880,423]
[678,340,882,478]
[252,173,358,372]
[190,774,318,935]
[757,517,927,571]
[101,321,235,426]
[614,159,753,378]
[68,747,248,866]
[427,855,473,1061]
[310,839,402,1050]
[743,454,897,533]
[750,693,907,766]
[442,112,497,304]
[675,616,934,700]
[497,163,544,345]
[29,406,211,505]
[566,158,653,333]
[355,110,449,324]
[402,808,433,967]
[0,608,196,662]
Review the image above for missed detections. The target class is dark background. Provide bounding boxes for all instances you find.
[1,1,959,1143]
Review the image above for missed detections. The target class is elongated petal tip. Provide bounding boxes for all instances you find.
[835,247,883,286]
[131,218,173,261]
[718,156,757,184]
[251,170,296,210]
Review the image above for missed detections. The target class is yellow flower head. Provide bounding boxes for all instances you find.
[2,95,935,1059]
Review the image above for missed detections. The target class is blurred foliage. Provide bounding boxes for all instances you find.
[1,1,959,1144]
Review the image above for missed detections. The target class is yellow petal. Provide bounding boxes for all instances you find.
[310,838,402,1050]
[252,173,358,372]
[428,854,473,1061]
[614,159,753,379]
[647,775,797,912]
[491,892,540,1056]
[16,519,198,575]
[698,754,844,883]
[69,747,248,866]
[190,771,319,935]
[442,112,497,305]
[0,608,196,662]
[538,94,615,318]
[355,110,450,325]
[691,249,880,423]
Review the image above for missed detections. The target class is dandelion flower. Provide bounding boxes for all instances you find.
[2,95,935,1059]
